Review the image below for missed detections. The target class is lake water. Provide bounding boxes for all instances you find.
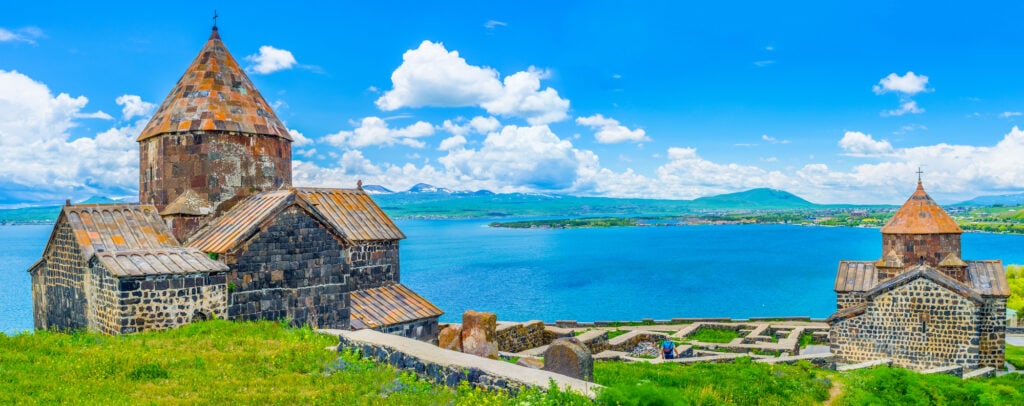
[3,221,1023,333]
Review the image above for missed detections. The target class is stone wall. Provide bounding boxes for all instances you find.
[378,317,439,343]
[496,321,547,353]
[226,206,349,329]
[978,297,1006,368]
[35,221,89,331]
[86,260,122,334]
[881,233,961,277]
[116,273,229,333]
[836,292,865,311]
[347,240,399,291]
[139,131,291,237]
[830,278,981,370]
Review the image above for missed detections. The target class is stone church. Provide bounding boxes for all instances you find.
[28,26,442,341]
[828,178,1009,370]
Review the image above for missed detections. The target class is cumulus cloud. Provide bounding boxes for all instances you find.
[0,27,43,44]
[288,129,314,147]
[882,100,924,117]
[0,70,146,205]
[245,45,298,74]
[115,94,155,120]
[440,116,500,137]
[838,131,894,156]
[375,41,569,124]
[576,114,649,144]
[873,71,930,95]
[323,116,435,148]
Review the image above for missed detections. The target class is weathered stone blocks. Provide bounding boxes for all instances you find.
[461,310,499,359]
[543,338,594,381]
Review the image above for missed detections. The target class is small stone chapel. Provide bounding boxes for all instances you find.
[28,25,442,341]
[828,176,1009,370]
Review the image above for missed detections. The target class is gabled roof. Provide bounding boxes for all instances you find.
[295,188,406,241]
[938,253,967,268]
[187,190,296,253]
[137,28,290,142]
[187,188,405,254]
[881,181,962,234]
[349,283,443,330]
[94,249,228,277]
[37,204,224,277]
[864,265,983,305]
[60,204,179,259]
[836,259,1009,298]
[160,188,212,216]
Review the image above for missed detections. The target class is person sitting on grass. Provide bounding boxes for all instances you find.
[661,339,678,359]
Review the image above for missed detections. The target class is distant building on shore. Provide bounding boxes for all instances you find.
[28,25,441,341]
[828,177,1008,370]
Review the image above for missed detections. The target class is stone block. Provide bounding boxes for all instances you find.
[542,337,593,381]
[438,325,462,351]
[461,310,499,359]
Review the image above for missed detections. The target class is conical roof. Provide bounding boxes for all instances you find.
[881,181,962,234]
[138,28,291,142]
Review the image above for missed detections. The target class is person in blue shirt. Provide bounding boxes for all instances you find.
[661,339,678,359]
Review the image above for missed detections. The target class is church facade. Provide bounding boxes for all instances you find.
[29,26,442,341]
[828,179,1009,370]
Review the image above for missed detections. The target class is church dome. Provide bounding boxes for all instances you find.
[881,180,962,234]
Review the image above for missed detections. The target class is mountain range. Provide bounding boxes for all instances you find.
[2,185,1022,224]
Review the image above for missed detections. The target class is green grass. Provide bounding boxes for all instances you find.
[836,366,1024,405]
[594,357,832,405]
[799,332,815,348]
[688,328,740,343]
[0,320,590,405]
[607,329,628,340]
[1007,344,1024,370]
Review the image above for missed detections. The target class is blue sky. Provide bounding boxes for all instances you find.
[3,1,1024,206]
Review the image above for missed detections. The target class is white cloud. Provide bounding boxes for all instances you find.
[440,116,500,137]
[761,134,790,144]
[0,27,43,44]
[882,100,924,117]
[838,131,894,156]
[323,116,435,148]
[375,41,569,124]
[1000,111,1022,118]
[873,71,930,95]
[115,94,155,120]
[0,70,144,205]
[245,45,298,74]
[438,135,467,151]
[575,114,649,144]
[753,60,775,67]
[288,129,314,147]
[484,20,507,29]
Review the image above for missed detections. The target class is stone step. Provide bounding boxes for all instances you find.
[963,367,996,379]
[836,358,892,372]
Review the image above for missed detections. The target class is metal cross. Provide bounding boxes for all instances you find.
[916,167,923,182]
[213,10,219,29]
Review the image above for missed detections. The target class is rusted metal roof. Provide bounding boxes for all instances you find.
[186,190,294,253]
[138,28,291,142]
[62,204,178,259]
[834,261,879,293]
[349,283,443,330]
[94,249,228,277]
[966,260,1010,297]
[295,188,406,241]
[881,181,962,234]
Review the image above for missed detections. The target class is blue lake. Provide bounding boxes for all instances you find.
[3,221,1024,333]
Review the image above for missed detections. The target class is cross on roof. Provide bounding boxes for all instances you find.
[213,10,219,29]
[916,167,924,182]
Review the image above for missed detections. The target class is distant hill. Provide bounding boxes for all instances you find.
[955,192,1024,206]
[361,185,394,195]
[407,183,453,194]
[688,188,815,210]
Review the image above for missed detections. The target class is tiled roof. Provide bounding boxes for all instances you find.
[834,261,879,293]
[349,283,443,330]
[138,28,290,142]
[186,190,295,253]
[881,181,962,234]
[295,188,406,241]
[94,249,228,277]
[62,204,178,259]
[966,260,1010,297]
